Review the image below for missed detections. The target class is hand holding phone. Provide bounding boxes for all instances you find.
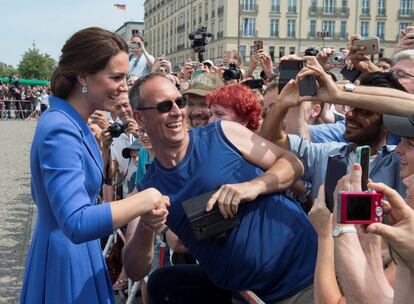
[352,37,380,55]
[356,145,370,191]
[278,60,304,93]
[254,40,263,53]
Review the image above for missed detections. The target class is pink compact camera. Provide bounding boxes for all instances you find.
[337,191,384,224]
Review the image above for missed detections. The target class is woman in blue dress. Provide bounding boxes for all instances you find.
[20,27,169,304]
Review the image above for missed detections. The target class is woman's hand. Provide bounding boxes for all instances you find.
[206,182,260,219]
[309,184,333,238]
[140,190,170,230]
[366,182,414,269]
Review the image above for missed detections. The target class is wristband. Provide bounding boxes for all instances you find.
[160,226,170,243]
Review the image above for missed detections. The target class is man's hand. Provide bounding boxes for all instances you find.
[395,26,414,53]
[206,182,260,219]
[90,110,110,130]
[141,195,170,231]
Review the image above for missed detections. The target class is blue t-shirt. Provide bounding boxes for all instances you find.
[137,121,317,302]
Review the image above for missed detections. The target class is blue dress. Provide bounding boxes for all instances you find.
[137,121,317,303]
[20,97,115,303]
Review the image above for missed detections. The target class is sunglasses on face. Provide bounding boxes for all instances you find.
[136,96,187,114]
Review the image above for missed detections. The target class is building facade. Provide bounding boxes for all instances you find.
[143,0,413,69]
[115,21,146,43]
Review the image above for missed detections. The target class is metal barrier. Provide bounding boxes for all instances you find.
[0,100,36,120]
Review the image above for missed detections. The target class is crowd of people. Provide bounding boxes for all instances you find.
[19,25,414,304]
[0,77,50,120]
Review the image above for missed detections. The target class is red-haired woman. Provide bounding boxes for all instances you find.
[207,84,262,131]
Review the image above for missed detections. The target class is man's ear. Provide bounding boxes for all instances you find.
[311,104,322,118]
[133,111,144,128]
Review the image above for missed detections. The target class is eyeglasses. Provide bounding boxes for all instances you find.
[136,128,145,136]
[392,70,414,80]
[136,96,187,114]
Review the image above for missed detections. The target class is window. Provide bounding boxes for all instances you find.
[361,21,369,36]
[310,0,317,12]
[287,19,296,37]
[322,20,335,38]
[269,46,275,61]
[377,0,386,15]
[288,0,296,13]
[205,2,209,21]
[242,18,256,36]
[211,0,216,17]
[271,0,280,12]
[270,19,279,37]
[361,0,370,15]
[310,20,317,37]
[377,22,385,39]
[289,46,296,54]
[340,20,347,39]
[323,0,336,13]
[240,45,246,63]
[279,46,285,58]
[132,29,140,36]
[242,0,256,11]
[198,5,202,24]
[400,0,413,16]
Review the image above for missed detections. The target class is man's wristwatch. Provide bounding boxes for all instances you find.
[344,83,356,92]
[332,226,357,238]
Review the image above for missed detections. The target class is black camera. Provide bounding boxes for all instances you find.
[107,122,127,138]
[223,63,242,81]
[189,26,211,56]
[304,47,319,56]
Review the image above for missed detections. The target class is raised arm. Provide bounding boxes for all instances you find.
[260,79,303,148]
[333,165,393,304]
[298,56,414,117]
[206,120,304,218]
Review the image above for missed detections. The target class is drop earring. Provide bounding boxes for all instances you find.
[81,84,88,94]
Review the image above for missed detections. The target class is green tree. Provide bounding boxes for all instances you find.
[17,46,56,80]
[0,65,18,78]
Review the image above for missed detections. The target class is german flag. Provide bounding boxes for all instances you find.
[114,4,126,10]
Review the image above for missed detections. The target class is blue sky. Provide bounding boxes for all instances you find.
[0,0,144,67]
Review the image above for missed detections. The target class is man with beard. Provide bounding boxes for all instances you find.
[183,73,224,128]
[265,71,406,199]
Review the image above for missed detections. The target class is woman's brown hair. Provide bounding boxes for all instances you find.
[51,27,128,99]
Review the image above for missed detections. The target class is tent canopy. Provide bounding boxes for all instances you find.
[0,77,50,86]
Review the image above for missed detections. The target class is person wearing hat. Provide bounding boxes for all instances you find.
[384,114,414,181]
[183,73,224,128]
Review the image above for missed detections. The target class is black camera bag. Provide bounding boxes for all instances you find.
[182,191,240,241]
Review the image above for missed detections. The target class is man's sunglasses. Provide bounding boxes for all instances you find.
[136,96,187,114]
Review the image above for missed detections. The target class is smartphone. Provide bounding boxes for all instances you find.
[191,61,198,69]
[242,79,264,90]
[356,145,370,191]
[340,67,361,83]
[254,40,263,52]
[278,60,304,93]
[352,37,380,55]
[299,74,317,97]
[325,155,348,213]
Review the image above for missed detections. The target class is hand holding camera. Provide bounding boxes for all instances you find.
[364,182,414,268]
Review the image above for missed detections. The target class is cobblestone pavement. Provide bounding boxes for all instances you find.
[0,120,36,304]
